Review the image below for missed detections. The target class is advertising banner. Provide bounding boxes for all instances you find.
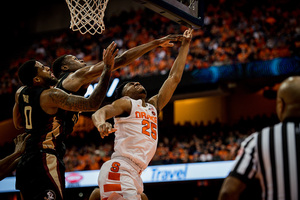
[0,161,234,193]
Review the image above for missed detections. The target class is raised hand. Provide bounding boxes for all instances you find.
[103,41,119,70]
[14,133,31,156]
[181,28,193,45]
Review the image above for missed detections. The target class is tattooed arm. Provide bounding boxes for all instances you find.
[41,43,116,114]
[63,34,182,92]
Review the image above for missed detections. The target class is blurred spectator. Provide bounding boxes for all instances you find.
[1,0,300,96]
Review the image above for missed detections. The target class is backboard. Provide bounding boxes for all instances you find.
[136,0,204,28]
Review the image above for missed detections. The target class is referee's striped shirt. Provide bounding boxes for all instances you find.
[229,119,300,200]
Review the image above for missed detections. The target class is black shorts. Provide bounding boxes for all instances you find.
[16,151,65,200]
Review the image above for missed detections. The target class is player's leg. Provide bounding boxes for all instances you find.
[16,153,64,200]
[99,159,142,200]
[89,188,101,200]
[141,193,149,200]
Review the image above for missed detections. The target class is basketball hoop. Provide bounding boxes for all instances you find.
[65,0,109,35]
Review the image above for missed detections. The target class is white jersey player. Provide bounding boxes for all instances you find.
[92,28,193,200]
[112,97,158,170]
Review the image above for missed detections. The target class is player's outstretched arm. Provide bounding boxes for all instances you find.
[149,29,193,111]
[92,98,131,138]
[112,34,183,70]
[42,43,116,113]
[66,34,182,90]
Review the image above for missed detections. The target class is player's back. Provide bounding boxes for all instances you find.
[112,98,158,170]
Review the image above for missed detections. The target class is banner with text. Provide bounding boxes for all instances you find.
[0,161,234,193]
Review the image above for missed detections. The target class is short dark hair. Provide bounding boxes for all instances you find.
[18,60,38,86]
[52,55,67,78]
[115,81,129,100]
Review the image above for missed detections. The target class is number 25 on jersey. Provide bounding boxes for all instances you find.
[142,119,157,140]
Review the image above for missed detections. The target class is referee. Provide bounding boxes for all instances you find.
[218,76,300,200]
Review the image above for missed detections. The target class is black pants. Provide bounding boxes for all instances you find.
[16,151,65,200]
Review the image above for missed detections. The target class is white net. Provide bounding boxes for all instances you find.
[65,0,109,35]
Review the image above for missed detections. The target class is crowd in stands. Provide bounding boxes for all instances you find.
[61,114,279,172]
[1,0,299,96]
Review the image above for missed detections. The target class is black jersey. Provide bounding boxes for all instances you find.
[18,86,62,154]
[55,72,87,158]
[55,72,86,135]
[16,86,66,199]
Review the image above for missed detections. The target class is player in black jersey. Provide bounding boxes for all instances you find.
[52,34,182,162]
[12,42,117,200]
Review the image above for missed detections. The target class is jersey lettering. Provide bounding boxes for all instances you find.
[135,111,157,123]
[22,94,29,103]
[72,114,79,124]
[24,106,33,129]
[110,162,120,172]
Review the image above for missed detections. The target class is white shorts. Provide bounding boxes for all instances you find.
[98,157,143,200]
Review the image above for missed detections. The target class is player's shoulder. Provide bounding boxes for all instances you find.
[15,86,26,102]
[111,96,132,114]
[121,96,131,100]
[147,95,158,110]
[40,87,67,100]
[16,86,26,94]
[112,96,132,106]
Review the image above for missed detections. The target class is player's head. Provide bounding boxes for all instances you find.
[276,76,300,121]
[18,60,58,87]
[52,54,86,78]
[115,81,147,100]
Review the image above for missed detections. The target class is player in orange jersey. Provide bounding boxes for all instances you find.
[92,29,193,200]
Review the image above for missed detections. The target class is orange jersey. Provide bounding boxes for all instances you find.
[112,98,158,171]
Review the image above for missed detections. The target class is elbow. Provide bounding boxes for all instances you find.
[13,120,23,130]
[170,75,182,84]
[86,98,102,111]
[218,186,241,200]
[174,76,182,84]
[90,103,101,111]
[15,125,23,130]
